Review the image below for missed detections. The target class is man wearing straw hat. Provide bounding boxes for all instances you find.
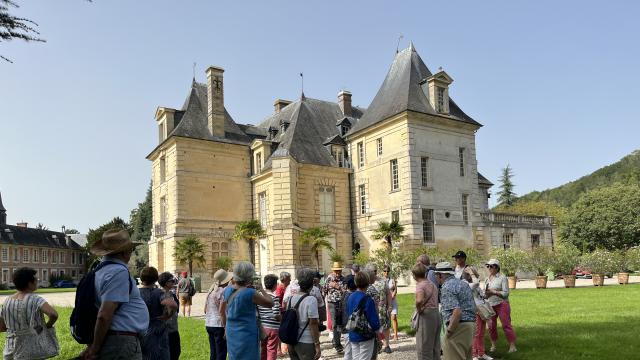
[324,261,346,354]
[434,261,476,360]
[79,229,148,360]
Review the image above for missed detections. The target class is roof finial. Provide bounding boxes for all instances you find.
[300,72,305,99]
[409,41,415,52]
[396,34,404,54]
[192,62,197,82]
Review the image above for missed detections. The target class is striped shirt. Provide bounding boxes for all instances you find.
[257,291,281,329]
[1,293,47,358]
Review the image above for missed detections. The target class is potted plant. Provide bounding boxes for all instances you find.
[582,249,617,286]
[528,247,554,289]
[214,255,233,271]
[553,243,581,288]
[626,246,640,277]
[615,250,630,285]
[491,248,527,289]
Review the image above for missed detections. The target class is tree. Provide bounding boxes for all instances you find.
[232,220,265,265]
[0,0,44,62]
[173,235,206,276]
[560,183,640,251]
[371,220,405,248]
[86,217,129,268]
[497,164,516,206]
[215,256,233,271]
[35,222,48,230]
[129,185,152,273]
[299,226,334,270]
[64,228,80,234]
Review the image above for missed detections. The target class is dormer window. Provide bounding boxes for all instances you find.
[436,87,445,113]
[280,120,290,133]
[422,69,453,115]
[331,146,345,167]
[268,127,278,139]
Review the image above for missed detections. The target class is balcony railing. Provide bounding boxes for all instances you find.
[480,212,552,226]
[155,222,167,236]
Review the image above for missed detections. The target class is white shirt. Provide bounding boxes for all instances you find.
[204,286,225,327]
[289,293,319,344]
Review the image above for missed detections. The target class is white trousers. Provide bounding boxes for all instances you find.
[344,338,375,360]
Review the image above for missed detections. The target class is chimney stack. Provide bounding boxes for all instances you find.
[206,66,226,138]
[274,99,292,113]
[16,222,28,228]
[338,90,352,117]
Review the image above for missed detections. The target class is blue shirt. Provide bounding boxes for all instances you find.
[94,256,149,333]
[346,290,380,343]
[439,276,476,324]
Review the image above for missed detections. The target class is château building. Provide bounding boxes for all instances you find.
[147,45,555,281]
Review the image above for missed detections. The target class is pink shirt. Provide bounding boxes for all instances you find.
[416,279,439,310]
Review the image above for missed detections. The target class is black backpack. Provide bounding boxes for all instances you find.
[70,260,132,344]
[278,294,309,345]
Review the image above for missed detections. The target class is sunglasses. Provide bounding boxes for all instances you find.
[486,265,496,268]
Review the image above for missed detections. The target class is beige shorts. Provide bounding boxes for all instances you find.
[179,294,192,306]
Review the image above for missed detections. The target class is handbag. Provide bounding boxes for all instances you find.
[410,310,419,331]
[476,301,496,321]
[12,294,60,360]
[345,295,375,339]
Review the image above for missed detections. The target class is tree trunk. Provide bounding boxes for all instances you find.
[188,260,193,277]
[316,250,320,271]
[249,239,255,265]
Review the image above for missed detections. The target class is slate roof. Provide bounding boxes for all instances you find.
[169,81,251,145]
[349,44,481,135]
[257,97,365,167]
[0,224,83,249]
[478,173,494,187]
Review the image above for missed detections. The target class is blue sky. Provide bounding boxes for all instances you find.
[1,0,639,232]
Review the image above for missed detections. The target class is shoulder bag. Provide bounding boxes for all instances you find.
[12,294,60,360]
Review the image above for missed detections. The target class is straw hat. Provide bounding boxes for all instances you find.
[331,262,343,271]
[213,269,233,285]
[434,261,456,275]
[485,259,500,267]
[90,229,141,256]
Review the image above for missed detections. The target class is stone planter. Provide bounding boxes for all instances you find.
[592,274,605,286]
[563,275,576,288]
[618,272,630,285]
[535,275,548,289]
[507,276,517,289]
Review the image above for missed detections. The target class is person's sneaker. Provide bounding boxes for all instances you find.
[383,346,392,354]
[473,357,480,360]
[336,348,344,355]
[481,355,494,360]
[508,345,518,353]
[489,344,496,353]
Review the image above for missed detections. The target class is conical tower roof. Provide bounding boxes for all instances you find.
[0,191,5,212]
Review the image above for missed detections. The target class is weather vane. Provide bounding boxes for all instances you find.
[396,34,404,53]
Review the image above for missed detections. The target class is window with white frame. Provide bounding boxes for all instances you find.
[42,249,48,263]
[79,253,83,265]
[319,186,335,223]
[23,249,29,263]
[357,142,364,168]
[459,147,465,177]
[376,138,382,157]
[255,152,262,175]
[258,192,268,228]
[531,234,540,248]
[421,157,429,187]
[390,159,399,191]
[33,249,39,263]
[422,209,434,244]
[1,269,8,283]
[462,194,469,225]
[359,184,367,215]
[502,233,513,250]
[59,251,65,264]
[160,156,166,183]
[42,269,48,283]
[160,196,168,224]
[13,247,18,262]
[331,147,344,167]
[1,248,7,262]
[436,86,445,113]
[391,210,399,223]
[52,251,58,264]
[71,252,76,265]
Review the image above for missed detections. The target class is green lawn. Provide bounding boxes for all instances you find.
[0,288,77,295]
[1,285,638,359]
[398,284,640,360]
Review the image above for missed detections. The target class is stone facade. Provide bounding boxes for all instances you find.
[146,45,555,282]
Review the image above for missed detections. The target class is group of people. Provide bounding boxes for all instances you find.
[0,228,517,360]
[411,251,518,360]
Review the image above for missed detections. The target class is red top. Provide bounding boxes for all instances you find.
[275,284,287,310]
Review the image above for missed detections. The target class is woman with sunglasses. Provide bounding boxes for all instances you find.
[483,259,517,354]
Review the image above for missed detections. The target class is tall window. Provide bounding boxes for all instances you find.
[390,159,399,191]
[160,197,168,223]
[42,249,48,263]
[255,152,262,175]
[531,234,540,248]
[13,248,18,262]
[359,184,367,215]
[502,233,513,250]
[436,87,445,112]
[23,249,29,263]
[33,249,39,263]
[1,248,7,262]
[319,186,335,223]
[332,147,344,167]
[391,210,399,223]
[258,192,268,228]
[59,251,65,264]
[422,209,434,244]
[376,138,383,157]
[71,253,76,265]
[357,142,364,168]
[42,269,48,283]
[52,251,58,264]
[160,156,166,183]
[458,147,465,176]
[79,253,83,265]
[421,157,429,187]
[1,269,8,284]
[461,194,469,224]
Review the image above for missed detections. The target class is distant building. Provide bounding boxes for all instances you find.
[146,45,555,282]
[0,192,86,287]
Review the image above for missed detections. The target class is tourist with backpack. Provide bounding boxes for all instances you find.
[178,271,195,317]
[220,262,274,360]
[344,271,380,360]
[280,268,322,360]
[77,229,149,360]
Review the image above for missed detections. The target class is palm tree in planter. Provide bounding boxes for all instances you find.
[299,226,334,270]
[173,235,206,276]
[232,220,265,265]
[372,220,405,250]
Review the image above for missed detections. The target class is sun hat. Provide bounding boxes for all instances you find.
[331,262,343,271]
[434,261,456,275]
[90,229,142,256]
[213,269,233,285]
[452,250,467,259]
[485,259,500,267]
